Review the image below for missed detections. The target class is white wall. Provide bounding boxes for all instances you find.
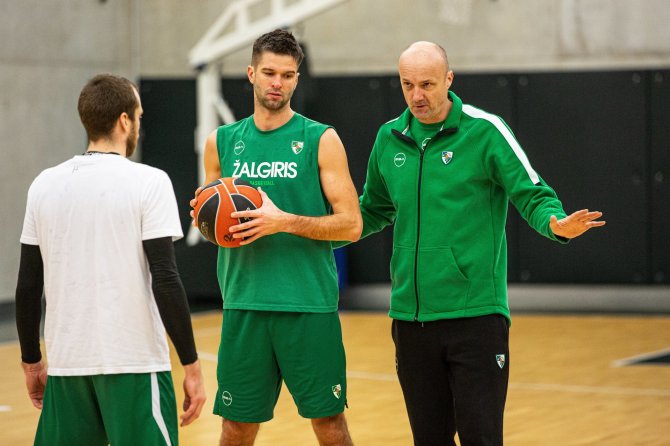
[1,0,670,302]
[138,0,670,76]
[0,0,134,302]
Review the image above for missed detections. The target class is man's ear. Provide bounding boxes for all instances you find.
[446,70,454,90]
[119,112,130,131]
[292,71,300,89]
[247,65,255,84]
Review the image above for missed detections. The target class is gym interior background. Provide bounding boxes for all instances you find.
[2,0,669,309]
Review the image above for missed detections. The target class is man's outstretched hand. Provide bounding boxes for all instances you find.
[550,209,606,239]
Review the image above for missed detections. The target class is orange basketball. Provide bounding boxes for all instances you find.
[193,177,263,248]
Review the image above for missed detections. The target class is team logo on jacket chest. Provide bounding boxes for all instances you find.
[394,152,406,167]
[441,151,453,165]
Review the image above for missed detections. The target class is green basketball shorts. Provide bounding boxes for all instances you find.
[35,371,178,446]
[214,310,347,422]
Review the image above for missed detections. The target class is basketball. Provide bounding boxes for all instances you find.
[193,177,263,247]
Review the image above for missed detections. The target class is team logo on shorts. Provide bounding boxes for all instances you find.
[394,153,406,167]
[441,151,453,165]
[291,140,304,155]
[234,140,245,155]
[332,384,342,399]
[222,390,233,406]
[496,354,506,369]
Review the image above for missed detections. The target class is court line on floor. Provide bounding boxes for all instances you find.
[611,347,670,367]
[197,351,219,362]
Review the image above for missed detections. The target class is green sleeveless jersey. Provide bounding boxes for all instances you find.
[215,113,339,312]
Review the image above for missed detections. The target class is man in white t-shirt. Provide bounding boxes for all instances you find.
[15,74,206,445]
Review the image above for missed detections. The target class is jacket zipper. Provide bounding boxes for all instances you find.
[391,127,457,322]
[414,146,425,320]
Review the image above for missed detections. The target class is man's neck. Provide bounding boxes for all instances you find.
[253,104,294,132]
[85,140,125,156]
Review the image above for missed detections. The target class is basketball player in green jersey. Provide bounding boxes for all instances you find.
[191,30,362,445]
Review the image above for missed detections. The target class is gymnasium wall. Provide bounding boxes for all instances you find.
[0,0,137,304]
[2,0,670,303]
[138,0,670,76]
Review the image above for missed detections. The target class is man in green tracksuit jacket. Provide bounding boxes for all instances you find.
[355,42,606,445]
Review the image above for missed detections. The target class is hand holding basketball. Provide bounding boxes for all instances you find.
[189,186,204,227]
[191,178,263,247]
[229,188,288,245]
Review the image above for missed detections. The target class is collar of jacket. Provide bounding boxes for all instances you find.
[391,90,462,143]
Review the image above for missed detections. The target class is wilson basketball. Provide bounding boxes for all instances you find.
[193,177,263,248]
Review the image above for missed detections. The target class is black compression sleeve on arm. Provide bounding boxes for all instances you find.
[15,243,44,364]
[142,237,198,365]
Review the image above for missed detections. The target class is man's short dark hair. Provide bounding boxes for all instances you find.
[251,29,304,67]
[78,74,138,142]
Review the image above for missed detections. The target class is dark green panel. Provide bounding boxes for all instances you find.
[221,77,254,120]
[650,70,670,283]
[311,76,395,283]
[514,71,648,283]
[452,74,515,122]
[139,79,221,300]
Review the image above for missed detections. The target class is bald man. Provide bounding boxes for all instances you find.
[348,42,605,445]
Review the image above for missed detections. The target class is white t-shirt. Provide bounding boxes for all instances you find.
[20,154,184,376]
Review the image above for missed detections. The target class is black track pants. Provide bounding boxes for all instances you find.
[392,314,510,446]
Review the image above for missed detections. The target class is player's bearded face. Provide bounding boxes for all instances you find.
[254,81,294,111]
[250,52,299,112]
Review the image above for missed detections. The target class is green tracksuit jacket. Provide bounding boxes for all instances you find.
[359,91,568,323]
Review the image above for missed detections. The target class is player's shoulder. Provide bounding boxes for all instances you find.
[31,157,76,184]
[460,103,508,133]
[125,159,172,183]
[294,113,331,131]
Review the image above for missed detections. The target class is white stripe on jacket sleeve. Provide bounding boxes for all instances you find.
[462,104,541,185]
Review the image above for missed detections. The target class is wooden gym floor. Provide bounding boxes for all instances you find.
[1,311,669,445]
